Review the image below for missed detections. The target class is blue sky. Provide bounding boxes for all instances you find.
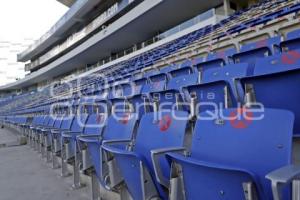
[0,0,68,86]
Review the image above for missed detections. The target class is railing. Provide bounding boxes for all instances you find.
[26,7,217,73]
[95,8,216,67]
[25,0,139,72]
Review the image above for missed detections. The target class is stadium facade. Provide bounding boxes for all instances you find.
[1,0,300,199]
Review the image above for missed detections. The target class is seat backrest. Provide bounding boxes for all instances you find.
[37,115,46,126]
[192,57,204,66]
[241,59,300,135]
[207,47,237,63]
[189,108,294,199]
[254,50,300,75]
[240,36,281,53]
[286,29,300,41]
[83,113,106,135]
[160,65,178,74]
[195,58,225,73]
[180,60,192,68]
[60,115,75,130]
[53,116,63,129]
[47,116,56,127]
[142,75,166,94]
[43,116,51,126]
[102,112,138,141]
[167,73,199,91]
[169,67,193,78]
[70,114,88,132]
[282,29,300,52]
[187,63,248,113]
[144,70,160,78]
[134,110,189,177]
[234,37,281,74]
[31,116,39,125]
[133,78,147,95]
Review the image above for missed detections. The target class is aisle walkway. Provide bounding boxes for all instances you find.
[0,128,90,200]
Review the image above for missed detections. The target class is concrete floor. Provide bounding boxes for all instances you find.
[0,127,90,200]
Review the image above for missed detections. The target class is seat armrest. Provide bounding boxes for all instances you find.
[102,139,131,146]
[266,164,300,200]
[78,134,101,138]
[62,131,82,135]
[151,147,186,188]
[100,139,132,179]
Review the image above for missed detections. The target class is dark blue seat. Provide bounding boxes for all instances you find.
[169,66,193,78]
[233,36,281,75]
[160,65,178,74]
[166,108,294,200]
[240,50,300,135]
[61,113,89,170]
[50,114,74,155]
[150,72,199,111]
[130,74,166,116]
[186,63,248,114]
[207,48,237,64]
[194,55,225,73]
[77,112,138,184]
[102,110,189,200]
[281,29,300,52]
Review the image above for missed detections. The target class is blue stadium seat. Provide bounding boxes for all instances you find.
[166,108,294,200]
[169,66,193,78]
[61,112,89,176]
[194,56,225,73]
[281,29,300,52]
[49,113,75,169]
[149,71,199,111]
[233,36,281,75]
[207,48,237,64]
[186,63,248,114]
[240,50,300,135]
[78,112,138,188]
[102,110,189,200]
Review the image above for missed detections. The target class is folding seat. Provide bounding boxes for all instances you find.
[169,66,193,78]
[101,110,190,200]
[240,50,300,135]
[186,63,248,115]
[34,115,55,156]
[50,109,75,169]
[29,115,47,150]
[194,54,225,73]
[159,65,178,74]
[207,48,237,64]
[77,111,138,199]
[38,115,59,161]
[127,75,163,117]
[143,69,160,78]
[165,108,294,200]
[192,56,204,67]
[150,68,199,112]
[143,73,167,92]
[61,108,89,177]
[281,29,300,52]
[180,60,192,68]
[233,36,281,75]
[73,106,107,189]
[18,116,30,136]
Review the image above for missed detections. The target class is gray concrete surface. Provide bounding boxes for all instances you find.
[0,128,90,200]
[0,127,18,145]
